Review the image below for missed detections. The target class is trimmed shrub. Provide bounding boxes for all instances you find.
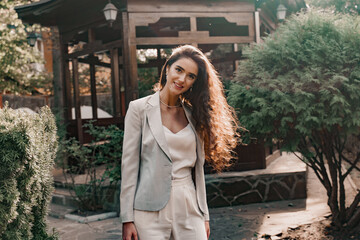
[0,104,58,239]
[228,9,360,231]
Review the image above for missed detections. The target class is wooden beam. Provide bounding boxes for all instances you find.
[78,57,164,69]
[136,36,254,45]
[111,48,121,118]
[131,12,255,26]
[60,19,104,43]
[66,39,123,59]
[78,57,112,68]
[71,58,83,144]
[127,0,255,13]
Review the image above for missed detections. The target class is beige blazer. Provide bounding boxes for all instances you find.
[120,91,209,223]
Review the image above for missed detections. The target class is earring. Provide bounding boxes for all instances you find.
[190,87,193,92]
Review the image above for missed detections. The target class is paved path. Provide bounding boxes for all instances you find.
[47,165,357,240]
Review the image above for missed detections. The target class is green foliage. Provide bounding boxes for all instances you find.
[0,0,51,94]
[138,67,158,97]
[84,122,124,184]
[307,0,360,15]
[0,103,58,239]
[229,9,360,144]
[228,9,360,229]
[56,120,123,211]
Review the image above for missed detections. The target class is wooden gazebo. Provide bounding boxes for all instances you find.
[16,0,306,145]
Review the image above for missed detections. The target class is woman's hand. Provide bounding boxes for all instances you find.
[205,221,210,239]
[122,222,138,240]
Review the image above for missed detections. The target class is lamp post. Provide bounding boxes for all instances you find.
[103,1,118,27]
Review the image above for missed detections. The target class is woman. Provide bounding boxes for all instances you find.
[120,45,238,240]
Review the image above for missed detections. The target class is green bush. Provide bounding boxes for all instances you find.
[228,9,360,231]
[56,120,123,211]
[0,104,58,239]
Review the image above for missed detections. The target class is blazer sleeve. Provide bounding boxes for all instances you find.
[120,101,142,223]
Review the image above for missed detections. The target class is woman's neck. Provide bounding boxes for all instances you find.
[159,90,180,107]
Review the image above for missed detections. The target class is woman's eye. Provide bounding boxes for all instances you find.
[189,75,196,80]
[175,67,181,73]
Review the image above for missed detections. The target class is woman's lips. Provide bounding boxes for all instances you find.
[174,82,183,90]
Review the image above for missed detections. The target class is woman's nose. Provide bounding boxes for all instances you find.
[178,73,186,82]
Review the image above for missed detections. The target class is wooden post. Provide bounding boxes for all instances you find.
[64,58,72,122]
[157,48,162,76]
[88,29,98,119]
[89,55,98,119]
[122,11,139,109]
[72,58,83,144]
[254,10,261,43]
[51,26,66,120]
[190,16,198,47]
[45,95,49,106]
[111,48,121,117]
[233,43,238,71]
[59,36,72,123]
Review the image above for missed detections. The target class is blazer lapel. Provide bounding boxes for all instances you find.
[145,92,172,161]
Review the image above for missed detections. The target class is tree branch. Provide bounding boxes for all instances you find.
[347,205,360,229]
[346,190,360,221]
[342,152,360,179]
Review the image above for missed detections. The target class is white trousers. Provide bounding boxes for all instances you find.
[134,175,207,240]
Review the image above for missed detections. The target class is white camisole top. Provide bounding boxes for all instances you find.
[163,124,197,179]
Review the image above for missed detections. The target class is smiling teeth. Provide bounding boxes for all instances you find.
[174,83,183,88]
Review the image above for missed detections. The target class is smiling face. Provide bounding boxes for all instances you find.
[163,57,198,97]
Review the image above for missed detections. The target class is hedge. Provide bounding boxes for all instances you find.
[0,104,58,239]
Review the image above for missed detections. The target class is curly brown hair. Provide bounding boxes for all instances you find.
[155,45,239,172]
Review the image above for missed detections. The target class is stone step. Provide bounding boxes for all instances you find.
[48,203,77,219]
[51,152,307,211]
[51,184,120,213]
[205,152,307,208]
[51,188,78,208]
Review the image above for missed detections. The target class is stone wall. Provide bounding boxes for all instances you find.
[205,153,308,208]
[1,94,54,112]
[0,94,113,116]
[206,171,307,208]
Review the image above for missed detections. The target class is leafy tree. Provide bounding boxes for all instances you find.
[0,0,50,94]
[307,0,360,14]
[228,9,360,232]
